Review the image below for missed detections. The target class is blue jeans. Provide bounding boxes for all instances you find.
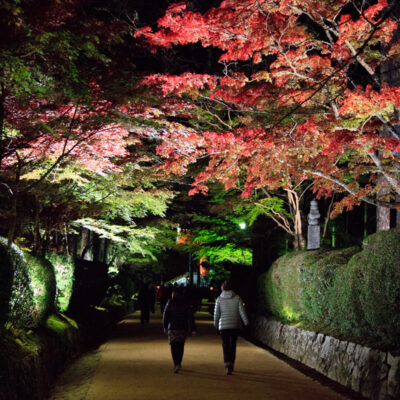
[220,329,239,365]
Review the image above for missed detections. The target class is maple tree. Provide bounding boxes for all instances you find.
[135,0,400,241]
[0,0,183,257]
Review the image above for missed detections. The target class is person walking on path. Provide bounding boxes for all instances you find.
[149,283,156,314]
[138,283,152,324]
[163,288,196,373]
[214,280,249,375]
[156,283,169,313]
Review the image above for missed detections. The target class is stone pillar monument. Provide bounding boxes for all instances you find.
[307,199,320,250]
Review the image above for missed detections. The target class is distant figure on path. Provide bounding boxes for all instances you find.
[163,288,196,373]
[214,280,249,375]
[149,283,156,314]
[138,283,152,324]
[156,283,168,313]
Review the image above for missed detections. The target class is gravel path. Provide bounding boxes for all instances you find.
[49,310,348,400]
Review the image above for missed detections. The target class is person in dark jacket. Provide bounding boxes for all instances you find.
[138,283,152,324]
[214,280,249,375]
[156,283,169,313]
[163,288,196,373]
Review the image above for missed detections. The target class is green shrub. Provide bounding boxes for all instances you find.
[257,247,358,323]
[0,244,13,324]
[45,313,78,333]
[24,253,57,327]
[330,228,400,347]
[300,247,360,325]
[0,238,34,327]
[257,227,400,349]
[46,253,74,312]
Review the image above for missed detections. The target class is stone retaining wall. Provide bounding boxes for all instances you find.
[250,315,400,400]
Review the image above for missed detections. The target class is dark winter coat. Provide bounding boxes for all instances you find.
[163,299,195,332]
[138,286,153,309]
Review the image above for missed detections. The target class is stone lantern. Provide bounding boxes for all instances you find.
[307,199,320,250]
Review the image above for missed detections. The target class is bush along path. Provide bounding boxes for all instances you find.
[49,310,348,400]
[257,227,400,351]
[253,227,400,400]
[0,238,128,400]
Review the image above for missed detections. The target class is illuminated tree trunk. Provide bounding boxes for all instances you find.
[287,189,305,251]
[377,206,391,231]
[377,175,391,231]
[322,195,335,238]
[397,195,400,227]
[378,19,400,231]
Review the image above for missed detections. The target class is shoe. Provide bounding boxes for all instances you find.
[225,362,233,375]
[174,365,179,373]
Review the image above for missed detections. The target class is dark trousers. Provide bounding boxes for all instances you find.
[220,329,239,365]
[170,342,185,366]
[140,307,150,324]
[160,299,167,313]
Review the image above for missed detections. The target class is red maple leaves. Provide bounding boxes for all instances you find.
[136,0,400,212]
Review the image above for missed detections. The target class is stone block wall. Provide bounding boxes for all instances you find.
[250,315,400,400]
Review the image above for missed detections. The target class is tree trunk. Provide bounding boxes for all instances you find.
[377,206,391,231]
[378,21,400,230]
[64,224,70,255]
[377,176,391,231]
[322,195,335,238]
[0,83,6,164]
[41,220,50,257]
[33,199,41,255]
[287,189,306,250]
[7,192,18,246]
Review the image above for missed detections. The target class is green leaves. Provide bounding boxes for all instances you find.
[246,197,291,226]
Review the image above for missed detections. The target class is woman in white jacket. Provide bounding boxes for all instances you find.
[214,280,249,375]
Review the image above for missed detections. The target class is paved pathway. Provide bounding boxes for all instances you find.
[49,311,348,400]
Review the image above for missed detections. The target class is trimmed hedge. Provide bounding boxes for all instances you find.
[330,228,400,347]
[257,227,400,349]
[24,253,57,327]
[0,313,80,400]
[257,246,359,321]
[0,238,35,327]
[0,239,59,328]
[46,253,74,312]
[0,244,13,324]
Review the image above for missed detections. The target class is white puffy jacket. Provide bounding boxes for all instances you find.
[214,290,249,331]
